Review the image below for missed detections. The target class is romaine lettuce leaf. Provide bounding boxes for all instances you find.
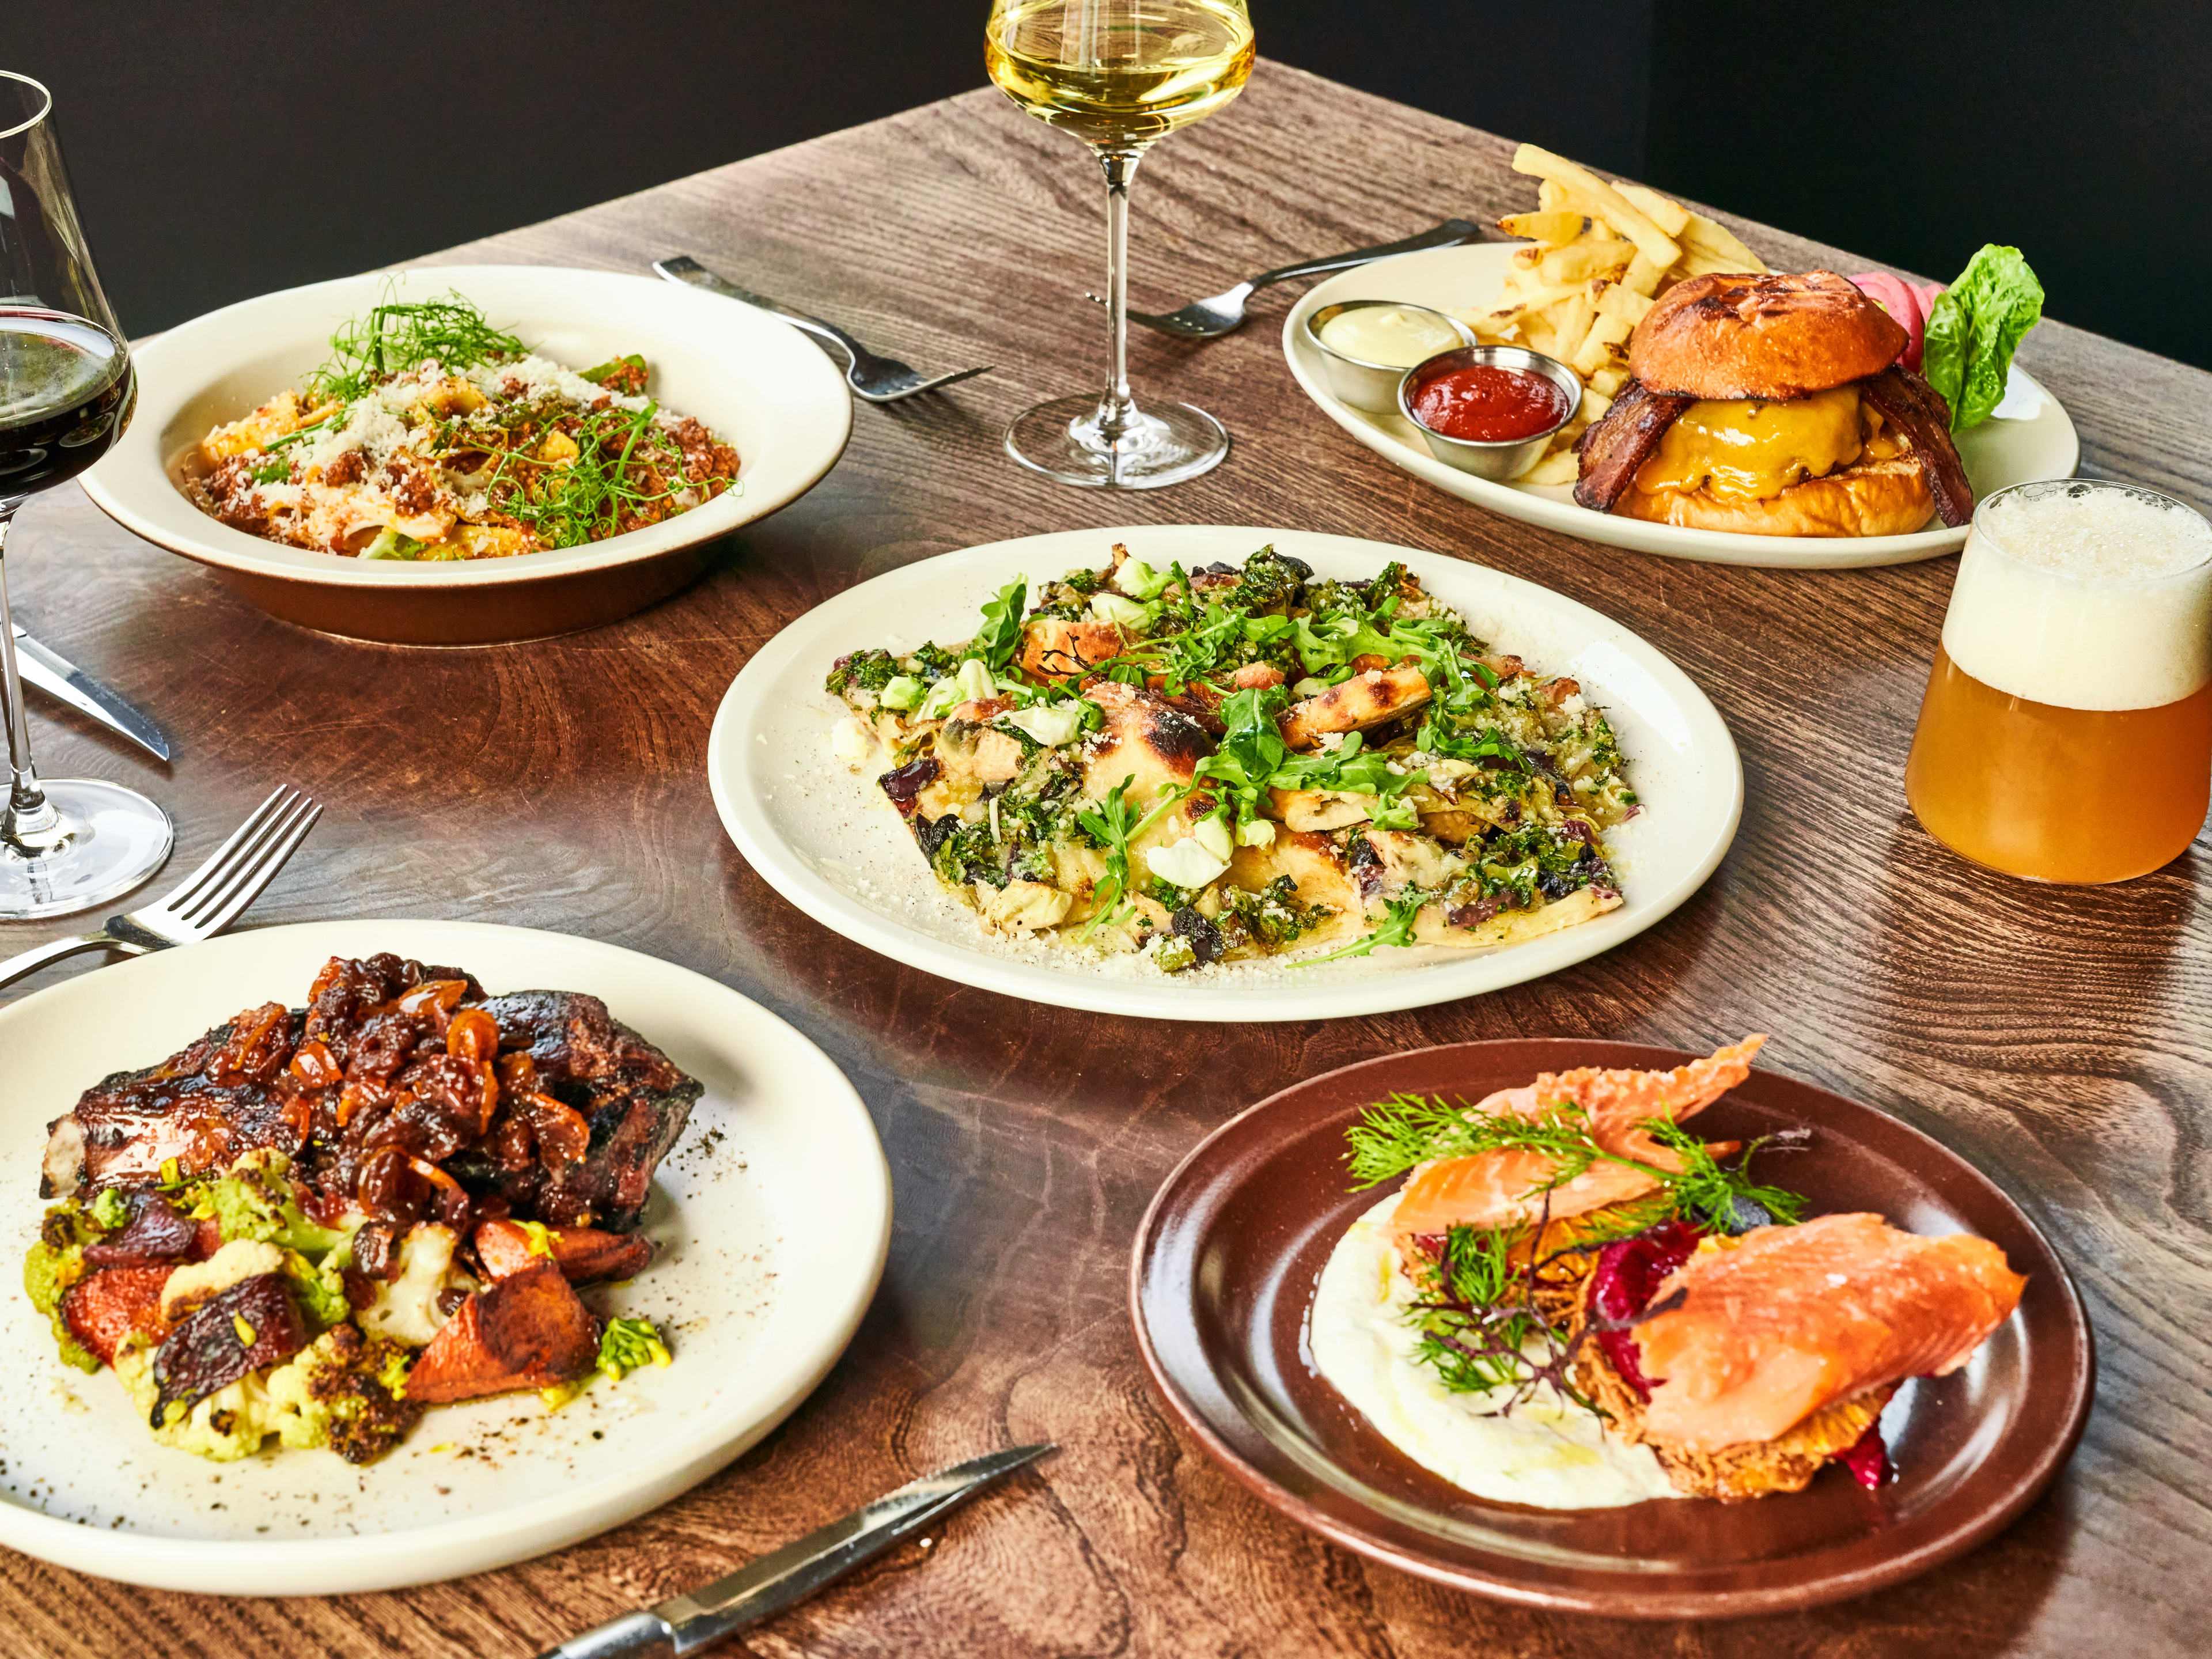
[1923,245,2044,430]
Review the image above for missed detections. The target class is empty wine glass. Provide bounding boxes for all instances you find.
[0,71,168,918]
[986,0,1254,488]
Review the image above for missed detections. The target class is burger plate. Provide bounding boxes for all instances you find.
[1283,244,2080,571]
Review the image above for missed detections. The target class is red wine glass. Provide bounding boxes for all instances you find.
[0,71,169,918]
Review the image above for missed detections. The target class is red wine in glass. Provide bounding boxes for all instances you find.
[0,309,136,505]
[0,73,172,918]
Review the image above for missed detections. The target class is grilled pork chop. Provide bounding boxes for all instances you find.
[43,954,701,1235]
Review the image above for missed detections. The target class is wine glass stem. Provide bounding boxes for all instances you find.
[1093,146,1146,443]
[0,513,57,851]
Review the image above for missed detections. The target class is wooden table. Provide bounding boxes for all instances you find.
[4,61,2207,1658]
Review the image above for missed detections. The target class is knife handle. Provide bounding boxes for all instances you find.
[531,1610,677,1659]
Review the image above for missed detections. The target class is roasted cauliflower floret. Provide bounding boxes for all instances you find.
[114,1323,420,1464]
[357,1223,467,1347]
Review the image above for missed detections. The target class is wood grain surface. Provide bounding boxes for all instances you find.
[2,60,2206,1658]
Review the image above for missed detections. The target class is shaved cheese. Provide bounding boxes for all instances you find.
[1147,836,1229,890]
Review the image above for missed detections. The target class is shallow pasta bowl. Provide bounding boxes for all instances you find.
[80,265,853,645]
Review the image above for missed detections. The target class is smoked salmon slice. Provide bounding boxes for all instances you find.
[1390,1036,1766,1238]
[1636,1212,2027,1452]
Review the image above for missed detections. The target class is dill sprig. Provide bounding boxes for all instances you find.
[1344,1091,1806,1234]
[1408,1222,1562,1399]
[1401,1191,1599,1412]
[305,294,527,403]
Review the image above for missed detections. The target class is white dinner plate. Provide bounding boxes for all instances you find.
[707,525,1742,1022]
[79,265,851,638]
[0,921,891,1596]
[1282,244,2080,570]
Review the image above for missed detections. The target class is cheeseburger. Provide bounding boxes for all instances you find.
[1574,270,1973,537]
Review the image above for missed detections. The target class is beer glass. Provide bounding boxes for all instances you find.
[1905,478,2212,882]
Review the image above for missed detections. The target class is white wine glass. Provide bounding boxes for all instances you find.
[986,0,1254,489]
[0,73,169,918]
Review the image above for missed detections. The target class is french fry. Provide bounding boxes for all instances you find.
[1594,281,1654,326]
[1520,449,1582,486]
[1589,364,1628,396]
[1510,143,1681,267]
[1537,180,1567,213]
[1683,211,1767,272]
[1539,234,1634,286]
[1580,385,1615,423]
[1621,252,1669,297]
[1616,183,1691,238]
[1498,210,1585,247]
[1479,281,1582,319]
[1573,315,1633,376]
[1678,247,1761,279]
[1548,291,1596,365]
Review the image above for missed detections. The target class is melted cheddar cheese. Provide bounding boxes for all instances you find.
[1635,386,1879,501]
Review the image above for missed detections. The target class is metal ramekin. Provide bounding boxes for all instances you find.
[1396,345,1583,482]
[1304,301,1476,414]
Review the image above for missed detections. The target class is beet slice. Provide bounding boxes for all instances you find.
[150,1272,308,1424]
[1588,1219,1705,1398]
[1835,1418,1893,1488]
[84,1192,202,1267]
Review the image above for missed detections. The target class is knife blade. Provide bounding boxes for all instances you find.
[9,625,171,762]
[533,1444,1055,1659]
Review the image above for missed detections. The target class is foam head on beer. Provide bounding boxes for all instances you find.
[1945,479,2212,713]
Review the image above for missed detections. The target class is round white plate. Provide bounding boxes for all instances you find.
[81,264,852,592]
[707,525,1742,1022]
[1282,244,2081,570]
[0,921,891,1596]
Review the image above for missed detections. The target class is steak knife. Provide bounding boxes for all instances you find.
[532,1444,1055,1658]
[9,624,171,762]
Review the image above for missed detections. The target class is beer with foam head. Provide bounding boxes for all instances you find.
[1906,479,2212,884]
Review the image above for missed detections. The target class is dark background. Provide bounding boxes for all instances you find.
[6,2,2209,366]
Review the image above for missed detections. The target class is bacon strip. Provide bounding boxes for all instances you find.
[1573,380,1694,513]
[1858,365,1974,527]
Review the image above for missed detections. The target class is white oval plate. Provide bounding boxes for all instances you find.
[0,921,890,1597]
[81,264,851,590]
[1282,244,2080,570]
[707,526,1742,1022]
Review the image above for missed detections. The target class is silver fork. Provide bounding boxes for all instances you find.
[0,787,321,990]
[1124,218,1483,340]
[654,256,992,403]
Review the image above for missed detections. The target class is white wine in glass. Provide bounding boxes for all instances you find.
[986,0,1255,488]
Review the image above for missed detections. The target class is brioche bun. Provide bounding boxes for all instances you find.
[1620,450,1936,538]
[1630,271,1908,400]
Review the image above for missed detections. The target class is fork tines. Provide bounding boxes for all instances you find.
[152,787,323,934]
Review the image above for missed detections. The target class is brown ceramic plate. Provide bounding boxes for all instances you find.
[1130,1040,2093,1619]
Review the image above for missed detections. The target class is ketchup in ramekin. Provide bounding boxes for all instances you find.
[1408,361,1571,444]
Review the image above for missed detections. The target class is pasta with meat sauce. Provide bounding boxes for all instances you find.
[179,294,738,561]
